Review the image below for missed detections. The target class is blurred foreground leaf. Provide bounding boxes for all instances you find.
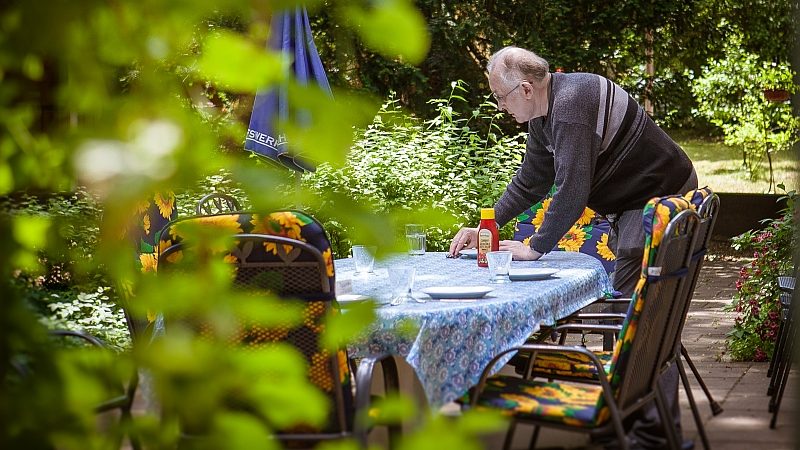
[198,31,287,92]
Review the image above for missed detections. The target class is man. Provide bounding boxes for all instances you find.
[448,46,696,298]
[448,46,697,449]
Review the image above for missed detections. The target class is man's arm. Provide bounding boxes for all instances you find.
[494,122,555,228]
[528,121,597,254]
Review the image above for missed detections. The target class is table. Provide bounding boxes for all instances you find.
[335,251,612,408]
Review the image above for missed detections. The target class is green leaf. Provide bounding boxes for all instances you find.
[0,163,13,195]
[210,412,280,450]
[321,300,376,351]
[342,1,430,64]
[197,31,286,93]
[362,392,417,425]
[13,215,50,249]
[455,409,508,434]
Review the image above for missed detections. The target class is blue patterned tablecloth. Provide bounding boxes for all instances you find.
[336,251,612,408]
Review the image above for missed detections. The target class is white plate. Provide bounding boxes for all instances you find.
[458,248,478,259]
[421,286,494,299]
[336,294,371,304]
[508,268,558,281]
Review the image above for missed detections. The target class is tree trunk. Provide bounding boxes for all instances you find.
[643,29,654,116]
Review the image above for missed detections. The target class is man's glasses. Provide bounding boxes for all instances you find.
[492,82,524,103]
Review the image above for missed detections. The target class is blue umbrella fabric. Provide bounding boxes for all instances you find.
[245,7,332,172]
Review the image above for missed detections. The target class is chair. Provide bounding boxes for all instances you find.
[156,210,399,448]
[466,195,701,450]
[767,276,796,428]
[34,330,140,450]
[194,192,241,216]
[521,188,721,449]
[768,276,795,386]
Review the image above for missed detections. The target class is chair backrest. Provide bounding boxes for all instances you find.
[156,211,352,437]
[194,192,242,216]
[600,196,701,415]
[661,187,720,357]
[514,186,616,275]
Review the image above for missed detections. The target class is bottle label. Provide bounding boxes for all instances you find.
[478,228,492,265]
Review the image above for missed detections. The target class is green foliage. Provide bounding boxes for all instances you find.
[726,188,796,361]
[313,0,794,129]
[37,286,130,351]
[303,82,526,257]
[1,0,516,448]
[691,38,799,182]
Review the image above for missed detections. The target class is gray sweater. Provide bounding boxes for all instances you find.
[494,72,694,254]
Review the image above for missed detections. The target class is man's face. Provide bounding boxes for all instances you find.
[488,69,529,123]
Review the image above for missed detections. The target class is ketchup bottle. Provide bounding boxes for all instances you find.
[477,208,499,267]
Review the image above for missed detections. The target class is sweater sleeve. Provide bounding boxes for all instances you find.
[494,121,555,228]
[528,121,597,253]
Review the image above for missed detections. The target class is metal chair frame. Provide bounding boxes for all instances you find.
[194,192,241,216]
[768,279,796,428]
[48,329,141,450]
[537,193,721,446]
[471,208,701,450]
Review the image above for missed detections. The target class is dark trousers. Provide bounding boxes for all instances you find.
[607,169,698,448]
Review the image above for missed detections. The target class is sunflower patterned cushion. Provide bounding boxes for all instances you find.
[120,192,177,324]
[157,210,352,433]
[523,350,614,380]
[683,186,714,215]
[126,191,177,274]
[473,195,694,428]
[475,375,606,426]
[513,186,616,275]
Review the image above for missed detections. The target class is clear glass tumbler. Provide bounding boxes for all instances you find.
[487,250,512,283]
[352,245,375,274]
[405,224,426,255]
[388,266,416,305]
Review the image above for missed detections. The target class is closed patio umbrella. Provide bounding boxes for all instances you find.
[245,7,331,172]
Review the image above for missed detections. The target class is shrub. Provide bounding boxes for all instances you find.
[726,187,796,361]
[303,81,527,257]
[691,36,799,185]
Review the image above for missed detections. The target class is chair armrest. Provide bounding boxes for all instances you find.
[567,312,627,321]
[552,323,622,334]
[593,297,633,304]
[49,330,138,414]
[49,329,108,348]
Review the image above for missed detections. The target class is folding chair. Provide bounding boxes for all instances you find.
[156,210,399,448]
[466,196,701,450]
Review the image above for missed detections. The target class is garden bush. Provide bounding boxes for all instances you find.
[303,81,527,257]
[726,187,796,361]
[691,36,799,185]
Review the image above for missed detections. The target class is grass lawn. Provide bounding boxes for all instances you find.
[672,131,799,194]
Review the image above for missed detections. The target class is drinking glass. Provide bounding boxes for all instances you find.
[352,245,376,274]
[487,250,512,283]
[388,266,416,306]
[405,224,426,255]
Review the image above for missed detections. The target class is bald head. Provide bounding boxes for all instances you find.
[487,47,550,86]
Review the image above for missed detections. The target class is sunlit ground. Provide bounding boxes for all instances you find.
[676,136,799,194]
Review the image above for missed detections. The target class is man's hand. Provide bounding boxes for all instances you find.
[500,240,542,260]
[448,227,478,257]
